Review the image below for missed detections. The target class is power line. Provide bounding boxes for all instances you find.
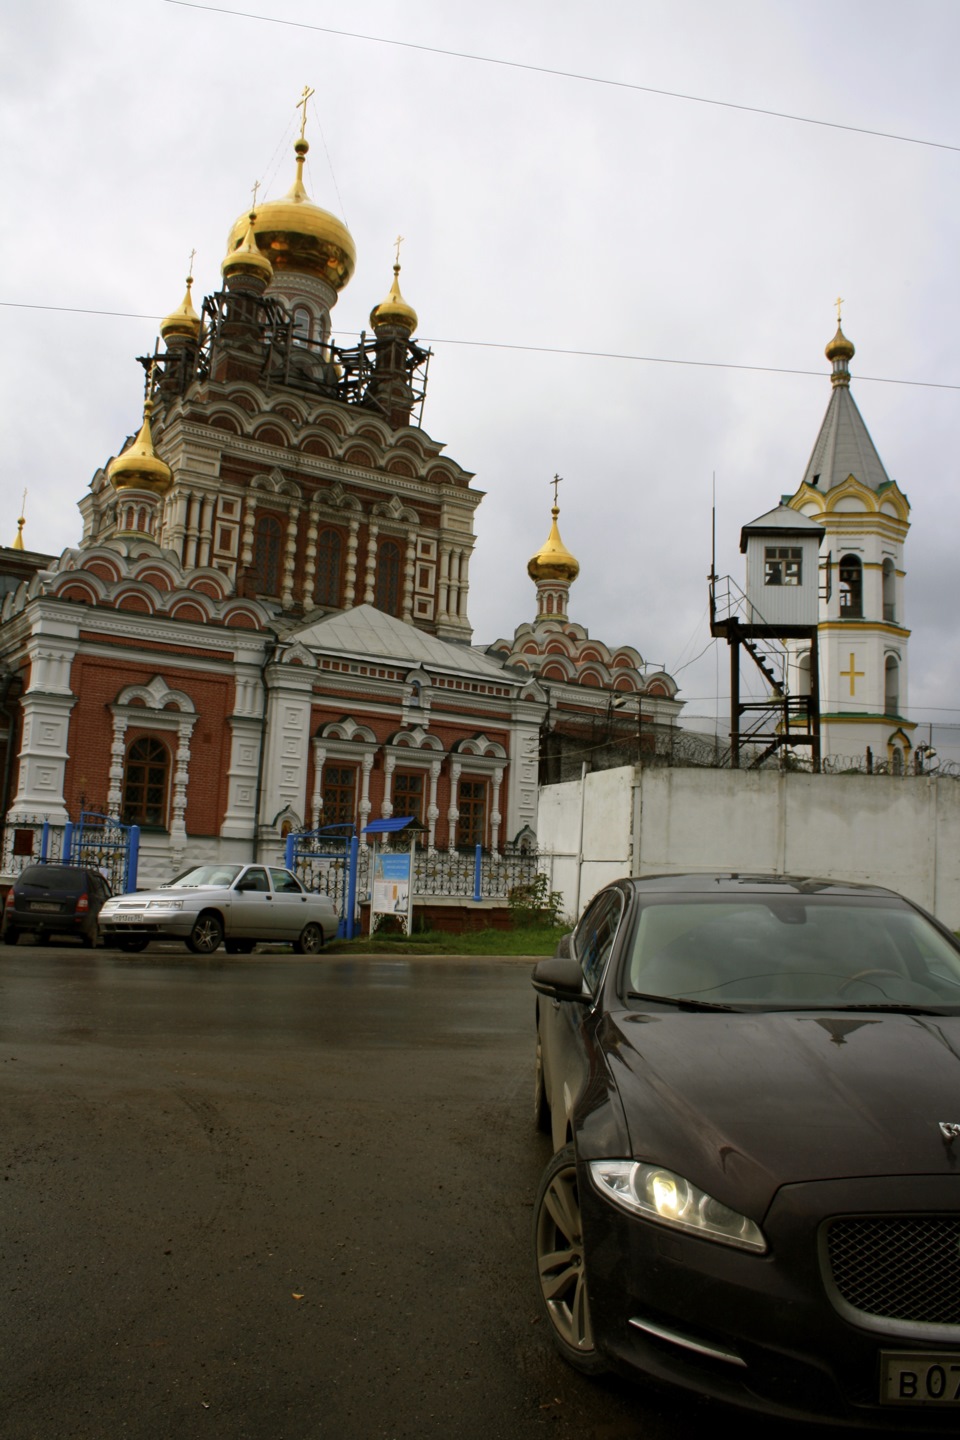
[3,300,960,392]
[163,0,960,156]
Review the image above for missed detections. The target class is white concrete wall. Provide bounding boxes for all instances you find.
[539,766,960,928]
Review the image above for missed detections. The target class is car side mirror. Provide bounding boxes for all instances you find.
[532,956,588,1001]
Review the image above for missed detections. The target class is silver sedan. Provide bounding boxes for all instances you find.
[99,863,340,955]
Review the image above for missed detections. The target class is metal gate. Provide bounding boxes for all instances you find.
[66,813,139,894]
[285,825,359,939]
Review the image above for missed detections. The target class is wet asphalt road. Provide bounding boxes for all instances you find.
[2,945,856,1440]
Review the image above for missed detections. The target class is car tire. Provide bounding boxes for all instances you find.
[534,1030,550,1134]
[225,940,255,954]
[293,922,324,955]
[534,1145,605,1375]
[117,937,149,953]
[187,913,224,955]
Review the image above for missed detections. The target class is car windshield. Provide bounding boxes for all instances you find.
[623,896,960,1011]
[164,865,244,889]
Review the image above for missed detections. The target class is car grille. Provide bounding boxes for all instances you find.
[826,1217,960,1324]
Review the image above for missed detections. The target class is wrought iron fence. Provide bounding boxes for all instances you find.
[0,814,138,891]
[0,816,65,878]
[73,813,138,892]
[287,831,542,912]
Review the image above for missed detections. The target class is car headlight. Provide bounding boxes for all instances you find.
[146,899,184,911]
[589,1160,766,1252]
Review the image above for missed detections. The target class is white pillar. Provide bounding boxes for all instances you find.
[311,740,327,830]
[447,758,462,849]
[282,504,300,610]
[490,766,503,852]
[382,751,396,818]
[364,523,379,605]
[359,752,374,842]
[427,759,441,852]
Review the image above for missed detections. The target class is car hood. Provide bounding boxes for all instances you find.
[104,887,222,904]
[606,1009,960,1214]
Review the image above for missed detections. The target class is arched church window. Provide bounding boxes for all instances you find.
[885,655,900,715]
[839,555,863,618]
[882,558,896,622]
[291,307,311,346]
[316,528,343,607]
[252,514,283,596]
[375,539,402,616]
[122,736,170,828]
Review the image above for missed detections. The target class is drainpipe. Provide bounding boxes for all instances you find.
[251,635,278,862]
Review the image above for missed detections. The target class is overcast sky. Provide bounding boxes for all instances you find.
[3,0,959,758]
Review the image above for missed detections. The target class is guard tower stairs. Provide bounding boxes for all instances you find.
[710,573,821,771]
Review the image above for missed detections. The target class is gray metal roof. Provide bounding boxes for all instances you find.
[290,604,511,680]
[800,384,891,494]
[740,505,824,552]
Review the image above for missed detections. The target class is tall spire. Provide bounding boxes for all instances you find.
[799,311,890,493]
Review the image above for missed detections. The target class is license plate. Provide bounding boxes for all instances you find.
[112,913,143,924]
[29,902,61,913]
[881,1352,960,1404]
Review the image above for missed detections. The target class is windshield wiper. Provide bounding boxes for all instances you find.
[627,991,741,1012]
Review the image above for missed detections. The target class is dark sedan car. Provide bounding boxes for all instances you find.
[1,863,113,947]
[532,873,960,1428]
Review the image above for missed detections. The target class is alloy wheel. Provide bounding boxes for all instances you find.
[534,1146,603,1371]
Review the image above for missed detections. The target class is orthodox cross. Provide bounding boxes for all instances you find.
[250,180,260,212]
[394,234,405,266]
[835,295,844,323]
[296,85,315,141]
[19,488,27,520]
[551,473,563,506]
[840,651,865,697]
[187,247,196,281]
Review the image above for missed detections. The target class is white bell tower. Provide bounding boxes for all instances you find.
[784,313,913,770]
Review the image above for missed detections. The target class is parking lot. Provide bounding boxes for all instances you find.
[2,946,841,1440]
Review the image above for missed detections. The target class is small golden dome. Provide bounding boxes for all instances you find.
[225,139,355,289]
[107,398,172,495]
[160,275,201,342]
[826,323,855,363]
[222,210,274,284]
[528,507,580,583]
[370,263,417,334]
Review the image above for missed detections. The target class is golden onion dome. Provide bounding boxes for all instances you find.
[107,398,172,495]
[370,263,417,334]
[528,507,580,583]
[825,322,855,364]
[160,275,201,342]
[225,139,355,289]
[222,210,274,284]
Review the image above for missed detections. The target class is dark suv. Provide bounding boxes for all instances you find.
[1,865,113,948]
